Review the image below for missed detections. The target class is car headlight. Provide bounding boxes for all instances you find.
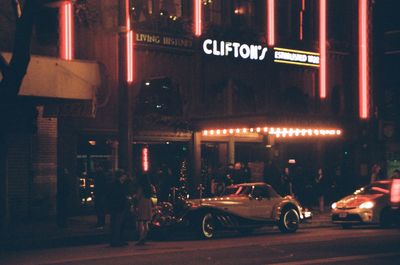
[331,202,337,209]
[359,201,374,209]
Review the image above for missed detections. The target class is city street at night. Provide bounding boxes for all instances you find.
[1,0,400,264]
[2,226,400,265]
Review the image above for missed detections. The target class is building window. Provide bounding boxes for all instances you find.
[130,0,190,35]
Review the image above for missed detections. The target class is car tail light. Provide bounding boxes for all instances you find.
[391,179,400,205]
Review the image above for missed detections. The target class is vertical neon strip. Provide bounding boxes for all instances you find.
[194,0,202,36]
[300,0,305,40]
[359,0,369,119]
[142,147,149,172]
[126,0,134,83]
[319,0,327,99]
[267,0,275,46]
[59,2,73,60]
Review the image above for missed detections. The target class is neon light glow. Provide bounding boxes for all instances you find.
[319,0,326,99]
[267,0,275,46]
[142,147,149,172]
[359,0,369,119]
[202,126,342,138]
[59,2,74,60]
[194,0,202,37]
[391,179,400,204]
[126,0,134,83]
[300,0,305,40]
[274,47,320,67]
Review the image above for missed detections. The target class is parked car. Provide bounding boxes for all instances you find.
[331,180,396,228]
[151,182,311,239]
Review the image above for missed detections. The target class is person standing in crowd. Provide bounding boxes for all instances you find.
[281,167,293,196]
[391,169,400,179]
[109,169,129,247]
[57,167,70,228]
[135,173,153,246]
[242,162,252,183]
[370,164,382,183]
[264,160,281,192]
[314,168,327,213]
[94,162,110,228]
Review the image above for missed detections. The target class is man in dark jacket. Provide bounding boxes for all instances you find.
[109,169,129,247]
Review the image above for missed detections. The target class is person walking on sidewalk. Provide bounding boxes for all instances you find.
[109,169,129,247]
[314,168,328,213]
[135,173,153,246]
[94,162,111,229]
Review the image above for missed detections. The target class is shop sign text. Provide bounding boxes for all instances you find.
[202,39,268,61]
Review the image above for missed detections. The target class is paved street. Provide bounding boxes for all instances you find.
[1,226,399,265]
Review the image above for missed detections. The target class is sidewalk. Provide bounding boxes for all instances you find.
[0,211,333,251]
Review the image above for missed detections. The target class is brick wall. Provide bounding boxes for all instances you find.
[31,106,58,218]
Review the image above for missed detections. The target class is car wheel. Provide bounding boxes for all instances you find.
[278,207,299,233]
[199,213,215,239]
[341,223,352,229]
[380,208,393,228]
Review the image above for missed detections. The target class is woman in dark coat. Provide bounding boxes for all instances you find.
[135,173,153,246]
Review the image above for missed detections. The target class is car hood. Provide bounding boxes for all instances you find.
[336,194,382,208]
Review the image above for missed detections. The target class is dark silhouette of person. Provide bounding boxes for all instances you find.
[94,162,111,228]
[135,173,153,246]
[109,169,129,247]
[281,167,293,196]
[314,168,328,213]
[57,167,70,228]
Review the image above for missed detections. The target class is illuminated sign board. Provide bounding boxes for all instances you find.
[135,33,193,49]
[202,39,268,61]
[274,47,320,67]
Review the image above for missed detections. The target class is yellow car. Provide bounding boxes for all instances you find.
[331,180,395,228]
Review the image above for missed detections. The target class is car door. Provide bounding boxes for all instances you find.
[248,186,275,220]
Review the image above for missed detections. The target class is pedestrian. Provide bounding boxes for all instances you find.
[281,167,293,196]
[57,167,70,228]
[314,168,327,213]
[94,162,111,228]
[391,169,400,179]
[370,164,382,183]
[109,169,129,247]
[135,173,153,246]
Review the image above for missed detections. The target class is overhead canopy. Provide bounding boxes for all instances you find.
[1,52,101,100]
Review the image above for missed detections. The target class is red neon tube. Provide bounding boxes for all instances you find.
[359,0,369,119]
[142,147,149,172]
[126,0,134,83]
[194,0,202,37]
[267,0,275,46]
[319,0,326,99]
[59,2,74,60]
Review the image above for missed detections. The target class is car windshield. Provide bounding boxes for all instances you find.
[354,183,390,195]
[223,186,253,196]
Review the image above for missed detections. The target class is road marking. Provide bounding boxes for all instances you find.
[267,252,400,265]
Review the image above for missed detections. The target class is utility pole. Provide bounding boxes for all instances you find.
[118,0,133,176]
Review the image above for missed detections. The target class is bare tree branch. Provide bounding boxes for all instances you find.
[0,54,9,76]
[0,0,39,98]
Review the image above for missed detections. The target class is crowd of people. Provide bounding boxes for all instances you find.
[201,161,339,213]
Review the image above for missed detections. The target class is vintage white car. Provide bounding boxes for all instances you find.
[152,182,311,239]
[331,180,396,228]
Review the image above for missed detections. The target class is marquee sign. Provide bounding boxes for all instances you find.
[135,33,193,49]
[201,39,319,67]
[202,39,268,61]
[273,47,320,67]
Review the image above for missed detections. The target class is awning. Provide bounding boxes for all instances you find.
[2,52,101,100]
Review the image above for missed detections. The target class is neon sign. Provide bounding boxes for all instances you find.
[202,39,268,61]
[274,47,320,67]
